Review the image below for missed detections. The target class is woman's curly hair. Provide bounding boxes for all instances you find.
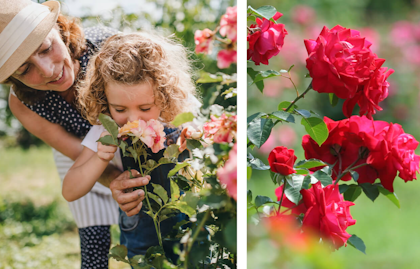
[77,32,198,125]
[4,14,86,104]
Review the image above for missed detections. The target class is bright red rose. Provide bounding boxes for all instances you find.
[301,182,356,249]
[247,12,288,65]
[343,67,394,119]
[219,6,237,42]
[268,146,297,175]
[194,28,214,54]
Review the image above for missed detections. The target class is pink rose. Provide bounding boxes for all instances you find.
[247,12,288,65]
[217,49,237,69]
[301,182,356,249]
[195,28,214,54]
[219,6,237,42]
[203,114,237,143]
[291,5,316,25]
[146,119,166,153]
[267,146,297,175]
[217,143,237,200]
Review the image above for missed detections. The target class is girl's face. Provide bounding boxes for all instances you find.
[11,27,77,92]
[105,81,161,126]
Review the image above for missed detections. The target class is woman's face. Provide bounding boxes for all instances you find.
[11,27,78,92]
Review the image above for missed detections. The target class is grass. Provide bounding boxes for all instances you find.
[0,146,130,269]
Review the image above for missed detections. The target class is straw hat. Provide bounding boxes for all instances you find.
[0,0,60,82]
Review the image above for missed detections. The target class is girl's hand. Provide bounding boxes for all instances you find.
[97,131,118,161]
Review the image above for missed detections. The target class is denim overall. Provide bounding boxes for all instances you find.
[119,127,188,262]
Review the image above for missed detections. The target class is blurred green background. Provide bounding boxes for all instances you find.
[0,0,235,268]
[247,0,420,268]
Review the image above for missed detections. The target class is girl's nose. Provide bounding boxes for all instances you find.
[128,112,142,122]
[34,56,54,78]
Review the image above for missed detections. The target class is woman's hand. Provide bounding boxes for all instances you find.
[109,169,151,216]
[97,131,118,161]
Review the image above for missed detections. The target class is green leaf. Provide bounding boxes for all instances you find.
[119,140,128,152]
[360,183,379,202]
[247,190,252,203]
[247,112,266,125]
[170,180,180,200]
[151,183,168,204]
[171,112,194,127]
[348,234,366,254]
[269,111,295,123]
[168,201,195,217]
[163,144,180,158]
[127,147,138,161]
[302,175,311,189]
[147,192,162,207]
[247,5,277,20]
[248,157,270,170]
[278,101,297,112]
[247,166,252,180]
[196,71,223,84]
[247,68,264,92]
[377,185,401,208]
[343,185,362,202]
[285,175,305,204]
[247,15,256,22]
[109,245,129,264]
[255,195,274,207]
[158,157,174,165]
[295,168,309,175]
[98,113,119,140]
[253,70,281,83]
[295,159,327,169]
[247,117,274,148]
[97,135,118,146]
[168,162,189,177]
[312,170,332,186]
[186,139,202,151]
[339,184,350,194]
[329,93,339,107]
[182,192,200,209]
[350,171,359,182]
[295,109,312,118]
[301,117,328,146]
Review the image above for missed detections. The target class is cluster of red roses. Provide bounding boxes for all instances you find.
[305,25,394,119]
[194,6,237,69]
[247,12,288,65]
[303,115,420,192]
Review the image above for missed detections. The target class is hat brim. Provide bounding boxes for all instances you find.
[0,1,60,83]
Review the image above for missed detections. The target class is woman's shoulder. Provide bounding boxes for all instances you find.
[84,26,120,48]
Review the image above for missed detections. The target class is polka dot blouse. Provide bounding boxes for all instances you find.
[23,27,119,138]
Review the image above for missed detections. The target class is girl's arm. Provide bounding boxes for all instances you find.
[10,93,121,187]
[62,133,117,201]
[9,93,83,160]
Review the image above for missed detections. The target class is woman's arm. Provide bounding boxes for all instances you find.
[9,93,83,160]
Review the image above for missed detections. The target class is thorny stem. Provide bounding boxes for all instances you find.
[280,71,299,96]
[285,81,313,112]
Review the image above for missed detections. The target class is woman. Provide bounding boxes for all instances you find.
[0,0,147,267]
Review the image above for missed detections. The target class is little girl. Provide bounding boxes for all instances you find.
[62,32,200,261]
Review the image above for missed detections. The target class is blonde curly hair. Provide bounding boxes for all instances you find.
[77,32,198,125]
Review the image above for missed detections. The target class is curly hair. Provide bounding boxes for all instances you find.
[77,32,198,125]
[4,14,86,104]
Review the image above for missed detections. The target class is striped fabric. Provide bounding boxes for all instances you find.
[52,149,119,228]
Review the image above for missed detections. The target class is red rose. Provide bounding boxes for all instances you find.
[301,182,356,249]
[268,146,297,175]
[247,12,288,65]
[305,25,393,118]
